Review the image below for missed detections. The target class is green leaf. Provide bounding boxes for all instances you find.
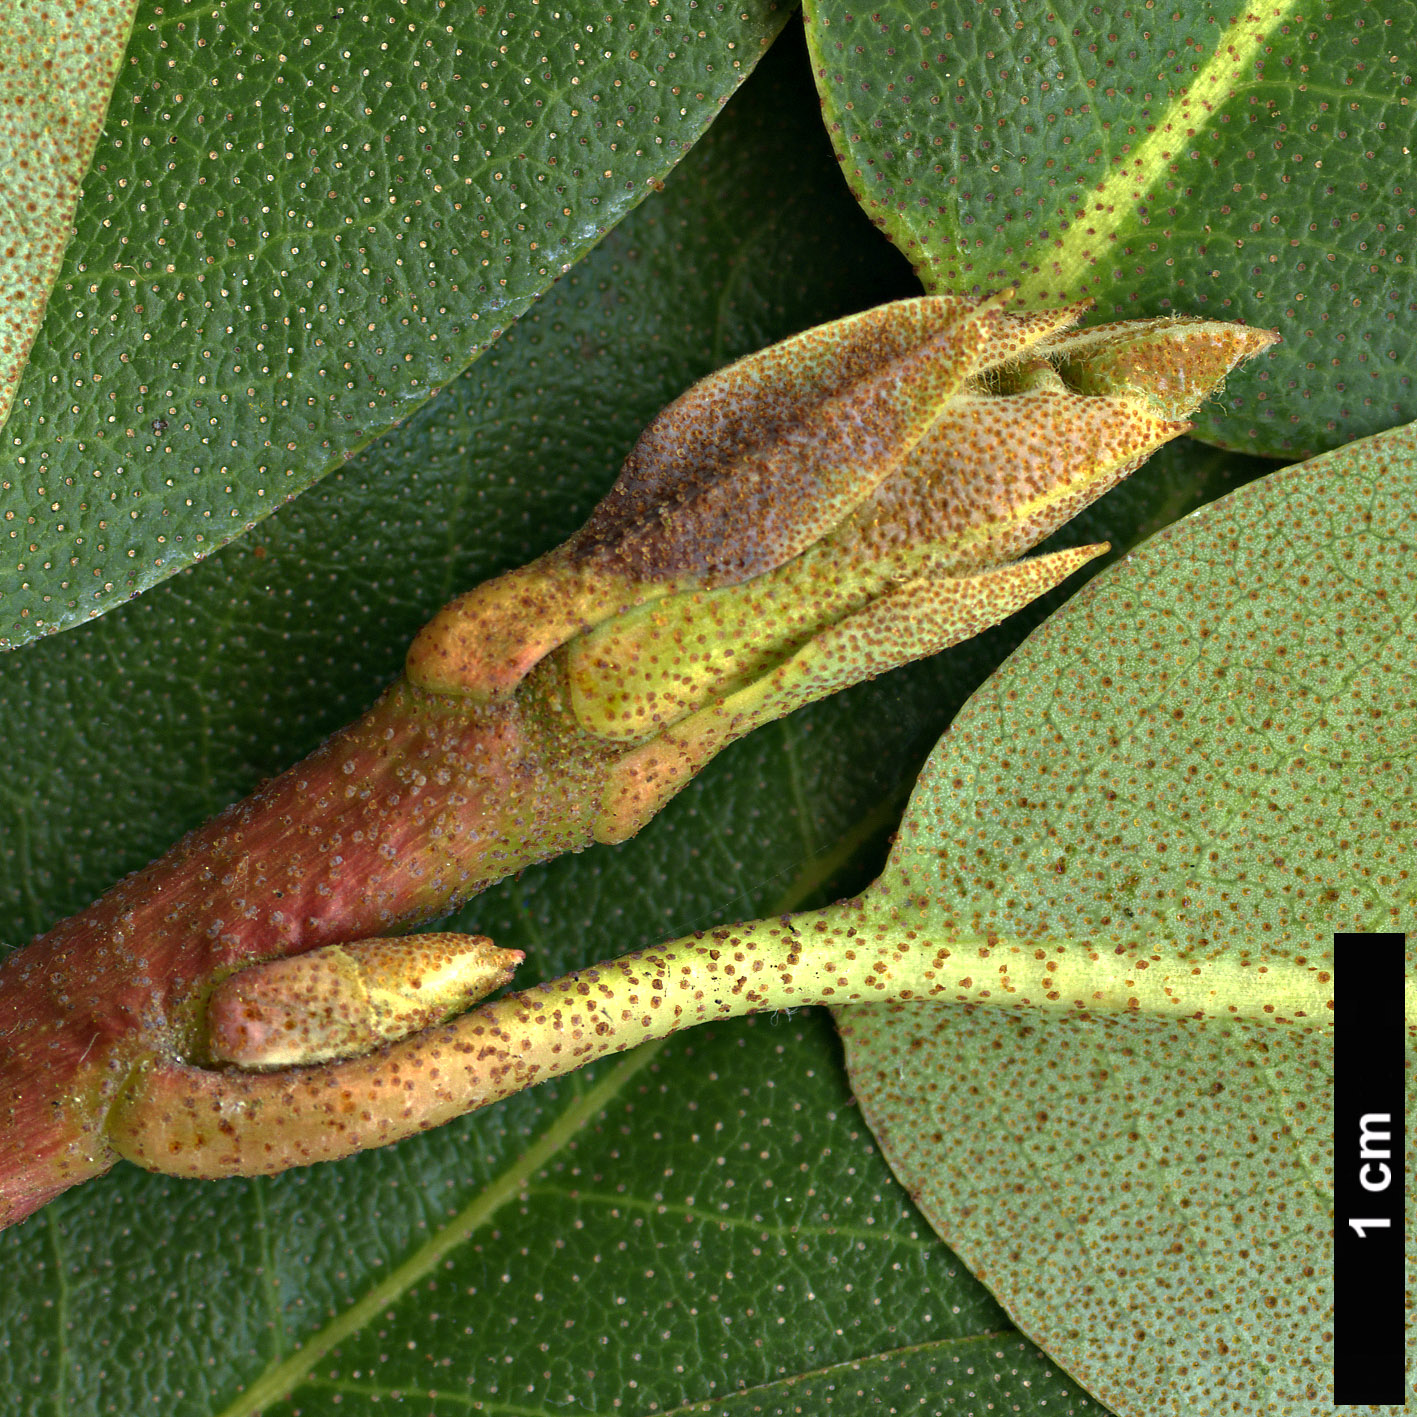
[864,419,1415,940]
[837,1007,1337,1415]
[0,0,789,650]
[0,0,139,430]
[833,422,1417,1414]
[803,0,1417,459]
[0,30,1282,1415]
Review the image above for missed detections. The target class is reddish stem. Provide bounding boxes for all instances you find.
[0,674,617,1228]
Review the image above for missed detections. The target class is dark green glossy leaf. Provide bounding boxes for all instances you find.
[0,0,789,648]
[804,0,1416,459]
[834,423,1417,1414]
[0,31,1277,1416]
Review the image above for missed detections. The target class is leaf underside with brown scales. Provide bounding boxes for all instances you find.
[834,422,1417,1416]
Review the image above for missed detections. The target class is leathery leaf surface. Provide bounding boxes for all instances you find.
[0,0,788,648]
[803,0,1417,460]
[0,0,139,431]
[835,423,1417,1415]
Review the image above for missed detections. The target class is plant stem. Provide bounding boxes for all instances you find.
[104,899,1333,1179]
[0,673,614,1228]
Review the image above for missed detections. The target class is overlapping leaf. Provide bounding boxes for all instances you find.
[835,423,1417,1414]
[0,0,790,648]
[804,0,1417,459]
[0,0,139,428]
[0,32,1283,1416]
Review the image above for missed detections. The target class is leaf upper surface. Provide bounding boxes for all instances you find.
[804,0,1417,459]
[0,0,788,649]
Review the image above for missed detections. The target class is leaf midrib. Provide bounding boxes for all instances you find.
[526,1182,941,1250]
[1010,0,1302,298]
[289,1330,1024,1415]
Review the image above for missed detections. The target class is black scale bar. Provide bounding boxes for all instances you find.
[1334,932,1407,1405]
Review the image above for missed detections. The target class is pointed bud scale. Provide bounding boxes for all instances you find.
[592,542,1110,844]
[831,362,1185,575]
[563,303,1265,748]
[206,933,523,1069]
[1039,317,1280,420]
[563,536,902,742]
[406,296,1004,702]
[569,295,998,584]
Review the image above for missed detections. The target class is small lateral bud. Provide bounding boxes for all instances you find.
[206,933,523,1069]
